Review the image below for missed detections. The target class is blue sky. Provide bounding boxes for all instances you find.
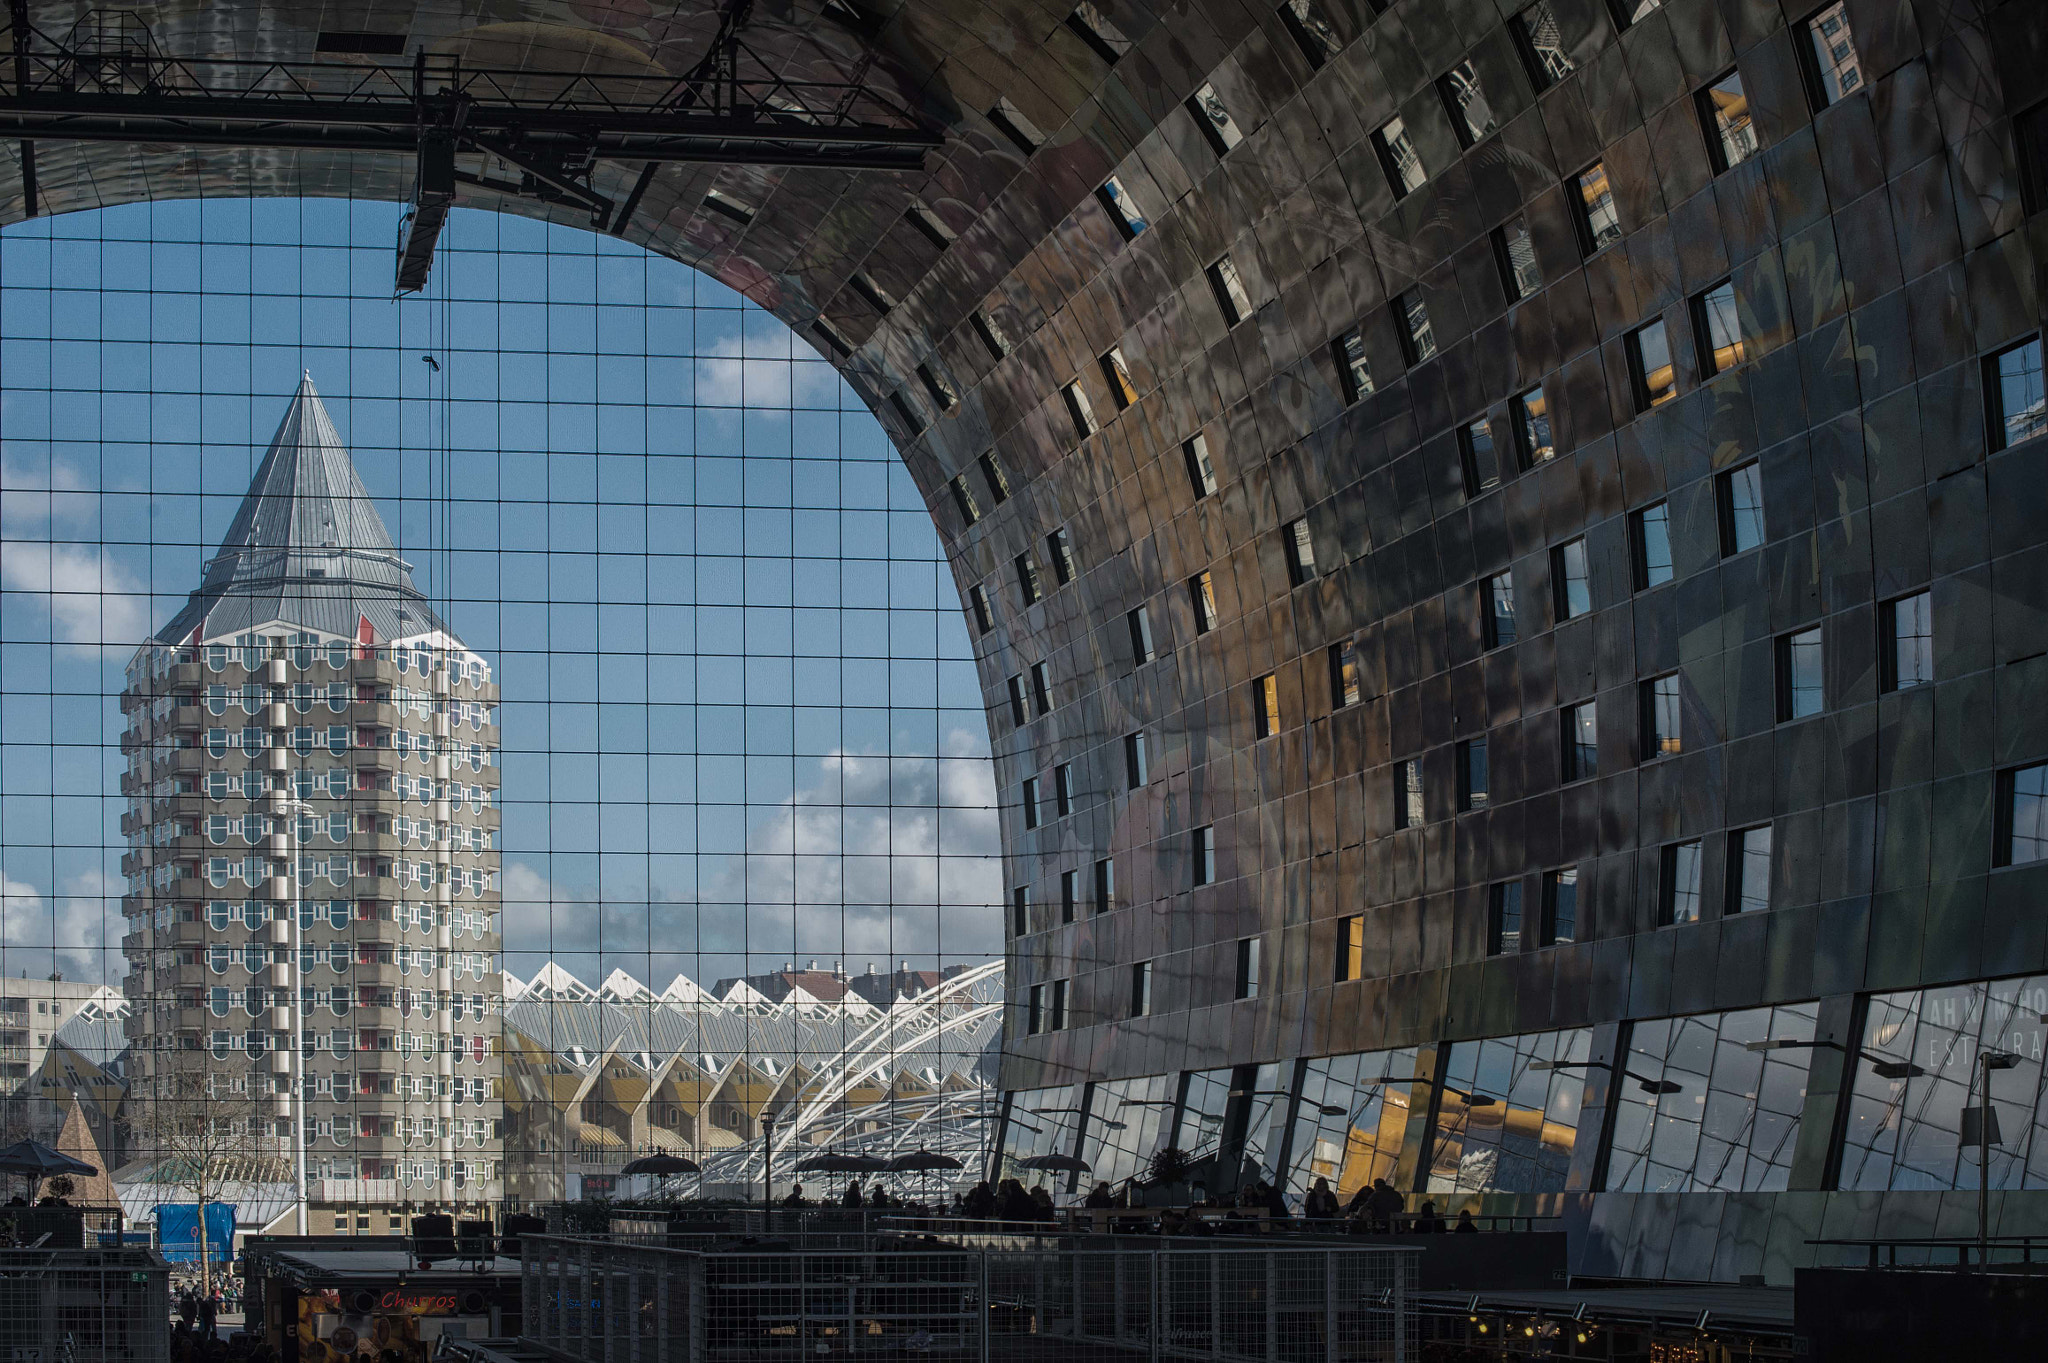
[0,198,999,991]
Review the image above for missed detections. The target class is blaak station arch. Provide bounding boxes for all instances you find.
[10,0,2048,1280]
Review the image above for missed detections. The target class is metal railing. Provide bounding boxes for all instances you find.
[519,1232,1419,1361]
[0,1247,171,1363]
[1808,1235,2048,1272]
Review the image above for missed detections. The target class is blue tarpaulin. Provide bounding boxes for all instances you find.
[155,1203,236,1263]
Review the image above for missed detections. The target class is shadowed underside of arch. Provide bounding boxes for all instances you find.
[11,0,2048,1284]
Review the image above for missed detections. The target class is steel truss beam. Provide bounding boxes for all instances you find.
[0,8,938,286]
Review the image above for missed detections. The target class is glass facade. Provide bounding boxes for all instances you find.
[1839,975,2048,1190]
[1284,1048,1419,1204]
[1605,1004,1815,1193]
[1079,1073,1175,1189]
[1428,1029,1592,1194]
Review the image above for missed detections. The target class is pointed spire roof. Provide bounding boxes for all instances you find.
[153,375,454,646]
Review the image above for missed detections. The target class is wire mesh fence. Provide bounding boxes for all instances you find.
[0,1247,171,1363]
[515,1233,1417,1362]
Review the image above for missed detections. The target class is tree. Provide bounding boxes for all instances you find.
[123,1065,284,1293]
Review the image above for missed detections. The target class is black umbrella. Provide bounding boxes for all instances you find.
[795,1152,890,1174]
[620,1154,700,1177]
[886,1149,963,1174]
[0,1139,96,1204]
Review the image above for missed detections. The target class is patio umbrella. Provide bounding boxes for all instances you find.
[1018,1153,1091,1174]
[886,1148,964,1204]
[619,1153,699,1203]
[0,1139,97,1204]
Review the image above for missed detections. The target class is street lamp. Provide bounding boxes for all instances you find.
[1361,1076,1497,1108]
[1970,1050,2020,1270]
[1530,1059,1683,1097]
[1740,1038,1928,1080]
[1227,1089,1348,1117]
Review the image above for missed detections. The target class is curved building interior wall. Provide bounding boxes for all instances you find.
[3,0,2048,1281]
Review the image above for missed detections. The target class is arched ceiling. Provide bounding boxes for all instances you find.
[0,0,1177,507]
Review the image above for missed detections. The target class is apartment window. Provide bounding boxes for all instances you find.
[1439,60,1497,147]
[905,201,953,247]
[1488,882,1523,955]
[1063,380,1099,438]
[1192,826,1216,885]
[1030,661,1052,715]
[1329,641,1361,709]
[1698,70,1757,172]
[1631,501,1674,589]
[1460,419,1499,497]
[1484,571,1518,648]
[1279,0,1341,68]
[1101,346,1138,408]
[1128,606,1156,664]
[1801,2,1862,109]
[1097,176,1149,239]
[1334,328,1373,403]
[812,318,852,358]
[967,583,993,634]
[1054,762,1075,817]
[2002,763,2048,866]
[949,475,981,525]
[1373,116,1427,198]
[1016,553,1043,606]
[1628,319,1676,411]
[1336,914,1364,982]
[1025,984,1043,1033]
[1021,777,1041,830]
[1514,386,1554,467]
[1284,518,1317,585]
[1661,841,1704,924]
[1006,674,1028,726]
[1047,528,1078,585]
[1067,1,1132,62]
[1563,700,1598,782]
[2018,102,2048,216]
[1094,856,1116,913]
[701,188,754,226]
[1492,218,1541,303]
[1457,737,1489,811]
[1987,336,2046,450]
[851,271,896,314]
[1718,460,1765,555]
[1188,82,1244,154]
[987,98,1045,154]
[1130,961,1152,1018]
[1883,591,1933,691]
[1235,937,1261,999]
[1776,627,1823,721]
[980,452,1011,503]
[1694,279,1745,376]
[1514,1,1575,89]
[1552,537,1590,621]
[1610,0,1662,27]
[1012,885,1029,936]
[1208,255,1253,326]
[1642,673,1681,758]
[971,309,1012,359]
[1061,868,1078,922]
[918,362,956,410]
[1573,162,1622,255]
[1397,289,1437,364]
[1542,867,1577,946]
[1124,732,1149,788]
[1184,434,1220,498]
[1181,573,1218,639]
[1253,673,1280,738]
[1397,758,1425,828]
[1048,979,1067,1031]
[1728,826,1772,915]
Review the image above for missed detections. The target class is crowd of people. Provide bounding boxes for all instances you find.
[171,1284,273,1363]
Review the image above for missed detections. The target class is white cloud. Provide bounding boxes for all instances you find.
[693,333,843,410]
[0,538,151,651]
[0,867,121,985]
[0,452,151,652]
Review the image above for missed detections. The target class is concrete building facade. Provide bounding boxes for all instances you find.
[119,378,503,1234]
